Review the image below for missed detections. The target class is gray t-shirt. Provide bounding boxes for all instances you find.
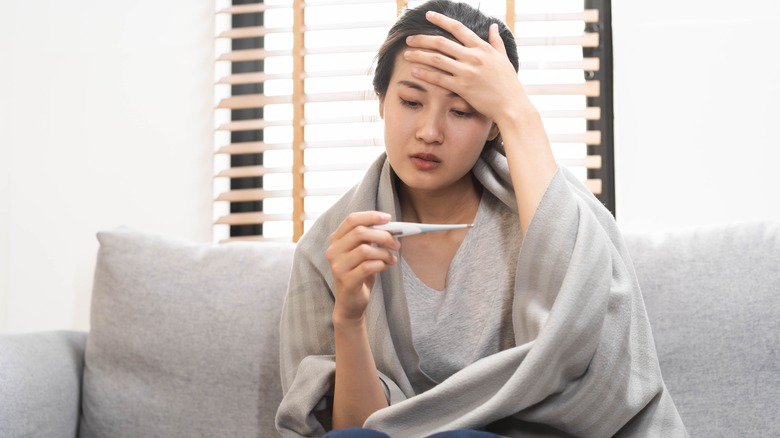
[401,190,522,383]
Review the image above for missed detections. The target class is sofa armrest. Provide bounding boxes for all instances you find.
[0,330,87,438]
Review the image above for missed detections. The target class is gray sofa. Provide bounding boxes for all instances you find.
[1,222,778,437]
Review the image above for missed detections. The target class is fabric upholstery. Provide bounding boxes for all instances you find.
[625,221,780,438]
[79,227,295,438]
[0,330,86,438]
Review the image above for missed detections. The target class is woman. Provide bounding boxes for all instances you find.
[276,1,687,437]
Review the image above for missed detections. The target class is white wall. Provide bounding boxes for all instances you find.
[613,1,780,232]
[0,1,215,333]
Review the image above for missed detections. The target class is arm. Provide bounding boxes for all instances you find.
[404,12,557,235]
[332,315,388,429]
[326,211,399,428]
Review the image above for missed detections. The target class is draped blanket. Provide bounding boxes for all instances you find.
[276,147,688,437]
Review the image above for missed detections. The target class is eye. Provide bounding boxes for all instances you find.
[400,98,420,109]
[451,109,475,118]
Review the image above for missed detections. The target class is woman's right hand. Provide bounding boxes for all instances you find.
[326,211,400,324]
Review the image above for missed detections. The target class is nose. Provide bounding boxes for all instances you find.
[415,108,444,145]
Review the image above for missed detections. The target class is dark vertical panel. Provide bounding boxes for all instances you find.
[230,0,264,237]
[584,0,615,215]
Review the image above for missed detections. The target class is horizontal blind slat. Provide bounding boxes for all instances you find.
[304,45,381,55]
[541,107,600,120]
[526,81,599,97]
[303,0,395,6]
[305,163,373,172]
[216,142,292,154]
[216,166,291,178]
[521,59,599,71]
[217,94,292,109]
[216,119,291,132]
[304,116,383,125]
[304,139,384,148]
[217,26,291,39]
[215,188,293,202]
[215,212,292,225]
[518,33,598,48]
[216,211,322,226]
[304,20,395,32]
[557,156,602,169]
[549,131,601,144]
[217,72,277,84]
[516,10,598,23]
[217,48,292,62]
[216,3,287,14]
[216,187,350,202]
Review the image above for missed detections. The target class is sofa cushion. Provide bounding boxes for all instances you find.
[0,331,86,438]
[625,220,780,437]
[80,227,295,438]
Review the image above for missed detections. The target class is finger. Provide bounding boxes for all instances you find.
[487,23,507,56]
[343,243,397,273]
[330,244,397,288]
[343,222,401,252]
[424,10,484,48]
[330,211,391,241]
[403,49,460,77]
[327,230,398,274]
[409,63,458,94]
[328,216,400,267]
[405,34,469,61]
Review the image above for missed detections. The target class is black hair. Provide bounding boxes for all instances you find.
[373,0,519,97]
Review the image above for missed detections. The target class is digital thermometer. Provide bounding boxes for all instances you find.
[371,221,473,237]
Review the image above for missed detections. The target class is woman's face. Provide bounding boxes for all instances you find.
[379,50,496,195]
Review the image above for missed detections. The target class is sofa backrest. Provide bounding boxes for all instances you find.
[83,221,780,437]
[625,220,780,437]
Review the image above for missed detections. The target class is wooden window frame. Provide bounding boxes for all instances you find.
[214,0,615,242]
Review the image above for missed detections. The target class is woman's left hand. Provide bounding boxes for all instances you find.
[403,10,532,126]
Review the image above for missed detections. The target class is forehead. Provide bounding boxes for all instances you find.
[388,49,458,97]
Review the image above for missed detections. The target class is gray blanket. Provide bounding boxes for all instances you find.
[276,147,688,437]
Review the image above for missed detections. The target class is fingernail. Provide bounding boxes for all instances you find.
[403,50,411,59]
[426,11,436,18]
[379,212,391,220]
[406,35,413,44]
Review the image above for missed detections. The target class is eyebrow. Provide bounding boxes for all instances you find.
[398,80,460,98]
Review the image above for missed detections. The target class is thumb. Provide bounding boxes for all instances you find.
[488,23,506,54]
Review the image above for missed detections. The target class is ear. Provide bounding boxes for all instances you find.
[378,96,385,119]
[488,123,499,141]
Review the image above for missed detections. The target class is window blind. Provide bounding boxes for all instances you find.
[214,0,613,243]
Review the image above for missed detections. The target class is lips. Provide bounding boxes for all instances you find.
[410,152,441,170]
[411,153,441,163]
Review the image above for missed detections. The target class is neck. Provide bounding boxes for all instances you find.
[397,174,482,224]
